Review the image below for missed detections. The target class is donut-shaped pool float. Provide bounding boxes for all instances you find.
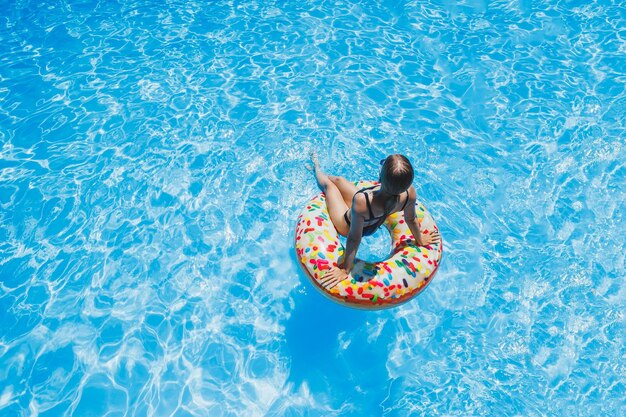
[295,181,443,310]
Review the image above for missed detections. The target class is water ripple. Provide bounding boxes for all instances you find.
[0,0,624,416]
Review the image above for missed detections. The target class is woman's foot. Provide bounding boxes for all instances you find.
[308,151,331,191]
[305,150,319,172]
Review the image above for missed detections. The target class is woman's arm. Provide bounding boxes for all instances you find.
[319,194,366,289]
[341,204,364,272]
[404,187,440,246]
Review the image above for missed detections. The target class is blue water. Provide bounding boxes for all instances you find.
[1,0,624,415]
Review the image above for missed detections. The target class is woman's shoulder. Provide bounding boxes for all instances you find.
[351,192,370,215]
[406,185,417,200]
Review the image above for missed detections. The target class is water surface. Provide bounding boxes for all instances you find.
[1,0,624,416]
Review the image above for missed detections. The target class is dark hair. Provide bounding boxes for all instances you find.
[379,154,414,215]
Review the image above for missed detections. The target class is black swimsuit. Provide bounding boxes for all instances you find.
[343,185,410,236]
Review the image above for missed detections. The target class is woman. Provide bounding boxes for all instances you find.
[309,153,441,289]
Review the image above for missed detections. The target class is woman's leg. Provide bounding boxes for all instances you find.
[309,153,350,236]
[328,176,359,208]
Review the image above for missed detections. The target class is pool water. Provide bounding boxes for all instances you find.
[1,0,624,416]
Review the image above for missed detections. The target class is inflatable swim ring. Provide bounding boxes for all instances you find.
[295,180,443,310]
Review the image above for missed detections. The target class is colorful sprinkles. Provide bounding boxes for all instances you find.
[295,181,443,310]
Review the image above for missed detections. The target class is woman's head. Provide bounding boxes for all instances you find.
[379,154,414,195]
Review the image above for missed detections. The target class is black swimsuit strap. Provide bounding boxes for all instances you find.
[363,190,376,219]
[361,185,409,220]
[355,186,411,236]
[351,186,410,236]
[355,186,378,220]
[400,190,409,211]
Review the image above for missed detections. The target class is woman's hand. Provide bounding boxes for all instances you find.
[417,229,441,247]
[319,266,349,289]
